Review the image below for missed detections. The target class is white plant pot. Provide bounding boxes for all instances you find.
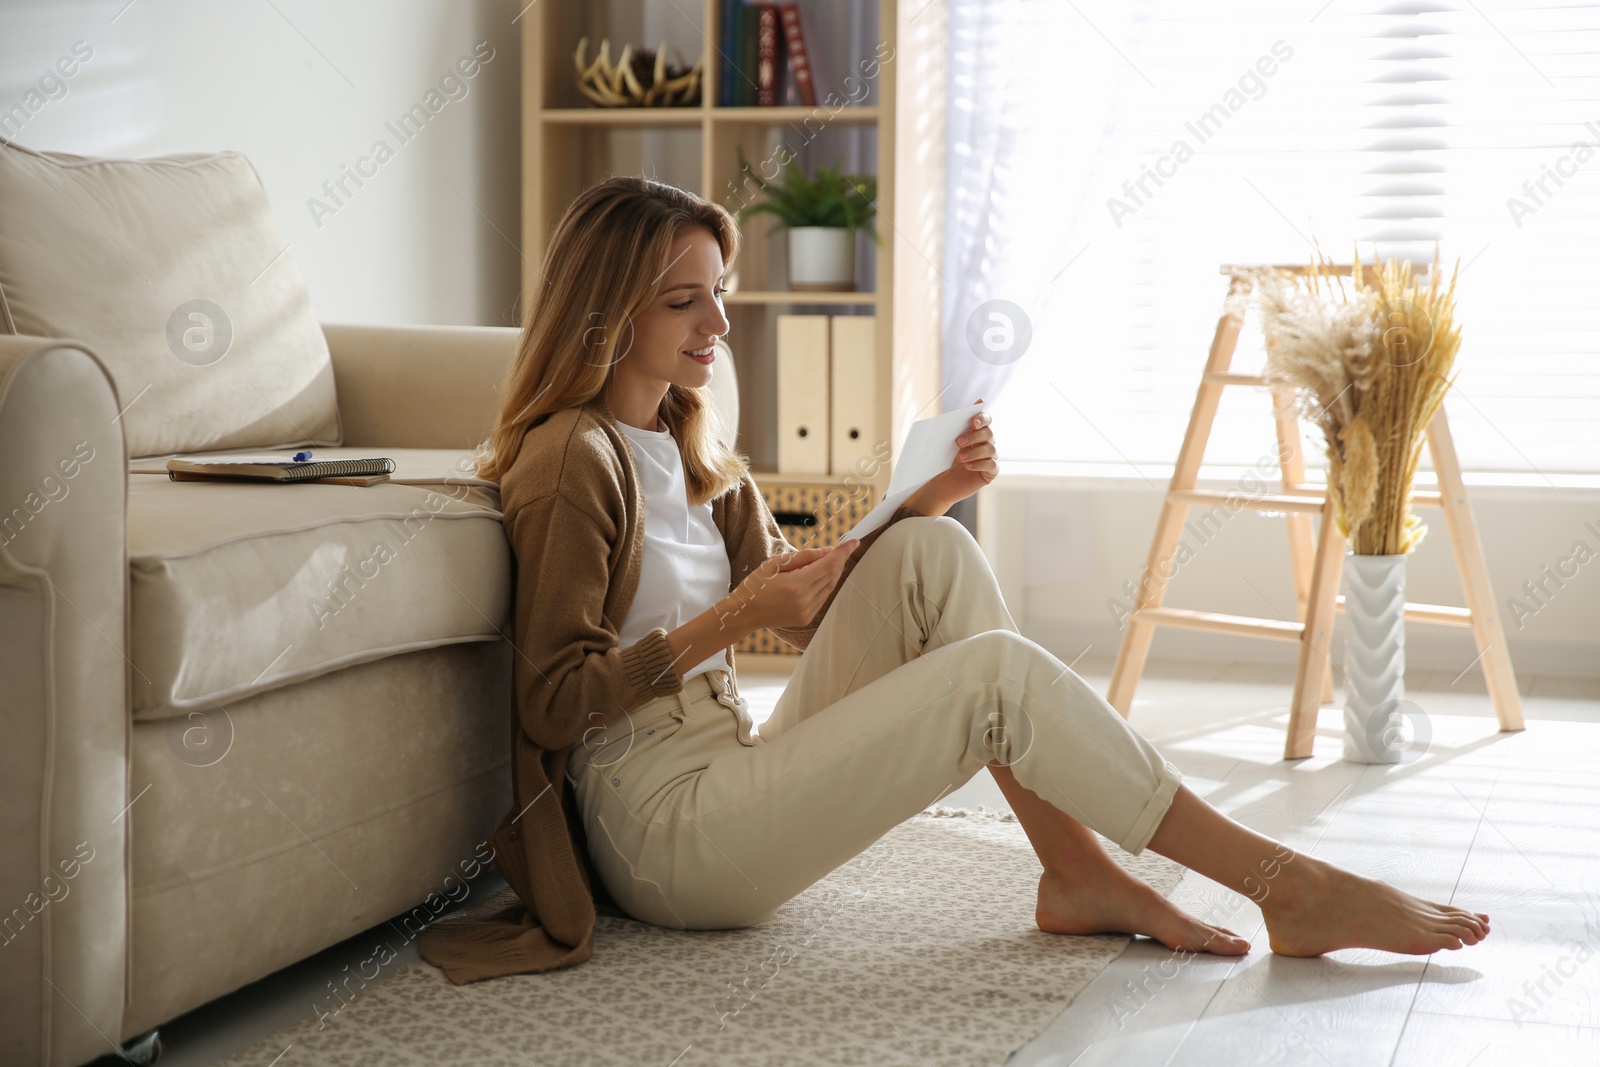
[1341,552,1408,763]
[787,226,856,291]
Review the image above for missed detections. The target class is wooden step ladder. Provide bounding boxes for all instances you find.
[1106,264,1526,760]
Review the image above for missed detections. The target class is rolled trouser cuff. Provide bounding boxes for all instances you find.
[1117,757,1183,855]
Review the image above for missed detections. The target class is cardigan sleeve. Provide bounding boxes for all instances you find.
[504,488,684,752]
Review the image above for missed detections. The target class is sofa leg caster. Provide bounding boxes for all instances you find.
[118,1029,163,1065]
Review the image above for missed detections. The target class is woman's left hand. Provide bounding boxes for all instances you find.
[907,402,998,516]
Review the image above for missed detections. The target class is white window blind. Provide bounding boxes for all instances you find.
[959,0,1600,478]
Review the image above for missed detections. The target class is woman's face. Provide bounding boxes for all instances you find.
[611,225,730,411]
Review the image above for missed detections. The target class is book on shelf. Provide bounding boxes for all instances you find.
[165,456,395,485]
[756,3,781,106]
[722,1,814,107]
[777,3,817,107]
[718,0,740,107]
[738,4,760,105]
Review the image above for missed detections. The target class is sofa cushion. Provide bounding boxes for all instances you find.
[0,137,340,458]
[128,449,509,720]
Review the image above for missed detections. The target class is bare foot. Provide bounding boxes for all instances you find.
[1036,865,1250,955]
[1262,855,1491,957]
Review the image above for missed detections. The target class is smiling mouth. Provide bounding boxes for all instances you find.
[685,344,715,360]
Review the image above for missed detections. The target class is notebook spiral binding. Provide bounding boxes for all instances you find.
[275,458,395,482]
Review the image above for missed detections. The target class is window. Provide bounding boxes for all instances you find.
[947,0,1600,478]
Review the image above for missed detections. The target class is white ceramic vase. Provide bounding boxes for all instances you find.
[787,226,855,291]
[1342,552,1408,763]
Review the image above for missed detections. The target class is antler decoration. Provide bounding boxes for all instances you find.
[574,37,703,107]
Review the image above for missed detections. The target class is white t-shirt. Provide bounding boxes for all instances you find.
[615,419,732,680]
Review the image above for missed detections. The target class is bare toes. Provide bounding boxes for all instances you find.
[1193,924,1250,955]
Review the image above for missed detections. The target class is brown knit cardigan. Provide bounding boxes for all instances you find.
[418,393,924,983]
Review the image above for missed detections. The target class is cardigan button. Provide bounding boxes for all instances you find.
[612,777,621,787]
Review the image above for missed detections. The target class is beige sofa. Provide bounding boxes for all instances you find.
[1,318,525,1066]
[0,138,740,1066]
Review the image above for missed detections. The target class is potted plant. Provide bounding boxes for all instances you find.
[735,148,881,291]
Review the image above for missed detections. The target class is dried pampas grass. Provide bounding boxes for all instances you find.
[1338,414,1379,533]
[1242,250,1462,555]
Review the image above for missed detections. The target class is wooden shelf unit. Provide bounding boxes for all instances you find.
[522,0,934,481]
[721,289,878,306]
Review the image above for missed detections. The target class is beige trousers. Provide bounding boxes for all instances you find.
[567,515,1183,930]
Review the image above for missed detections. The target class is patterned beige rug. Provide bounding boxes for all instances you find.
[219,807,1183,1066]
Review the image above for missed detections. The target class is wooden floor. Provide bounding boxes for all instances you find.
[150,656,1598,1066]
[740,656,1600,1067]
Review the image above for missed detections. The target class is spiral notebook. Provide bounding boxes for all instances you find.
[165,457,395,485]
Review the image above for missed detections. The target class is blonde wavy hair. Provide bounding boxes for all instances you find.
[476,176,748,506]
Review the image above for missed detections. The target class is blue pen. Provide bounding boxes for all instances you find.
[292,450,314,462]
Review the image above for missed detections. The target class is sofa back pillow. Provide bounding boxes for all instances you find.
[0,138,340,457]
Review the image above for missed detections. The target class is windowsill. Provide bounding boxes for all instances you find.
[988,459,1600,499]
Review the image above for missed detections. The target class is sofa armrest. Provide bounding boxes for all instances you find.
[323,323,517,450]
[0,336,129,1067]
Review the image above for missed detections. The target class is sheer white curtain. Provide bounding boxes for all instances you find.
[942,0,1600,478]
[940,0,1152,416]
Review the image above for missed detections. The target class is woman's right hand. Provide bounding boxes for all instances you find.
[725,540,862,633]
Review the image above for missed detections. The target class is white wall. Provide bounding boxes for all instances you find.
[0,0,524,327]
[982,473,1600,681]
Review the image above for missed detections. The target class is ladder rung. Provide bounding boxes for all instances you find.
[1135,606,1305,641]
[1203,371,1267,387]
[1334,597,1474,627]
[1407,602,1474,627]
[1221,263,1367,279]
[1269,486,1444,508]
[1168,489,1325,514]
